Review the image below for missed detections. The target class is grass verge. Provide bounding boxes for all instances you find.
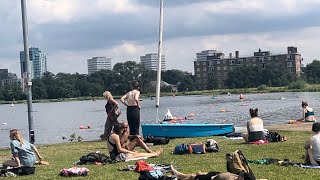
[0,130,316,179]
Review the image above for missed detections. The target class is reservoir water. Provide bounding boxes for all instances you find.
[0,92,319,148]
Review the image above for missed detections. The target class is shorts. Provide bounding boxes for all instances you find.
[115,153,128,162]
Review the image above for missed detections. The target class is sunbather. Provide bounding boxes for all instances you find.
[304,122,320,165]
[119,122,154,153]
[2,129,43,168]
[297,101,316,122]
[107,123,163,161]
[170,165,252,180]
[242,108,266,143]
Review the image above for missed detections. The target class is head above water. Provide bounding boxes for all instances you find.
[312,122,320,132]
[249,108,258,118]
[302,101,308,108]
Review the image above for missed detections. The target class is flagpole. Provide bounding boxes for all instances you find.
[155,0,164,123]
[20,0,35,143]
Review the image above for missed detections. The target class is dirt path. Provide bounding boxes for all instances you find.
[266,123,313,132]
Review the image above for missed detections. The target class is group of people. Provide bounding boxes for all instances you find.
[2,89,319,180]
[241,101,318,166]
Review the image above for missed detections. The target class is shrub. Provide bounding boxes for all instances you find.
[257,84,268,90]
[288,80,306,89]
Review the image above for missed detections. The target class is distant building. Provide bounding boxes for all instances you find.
[20,47,47,79]
[194,46,302,90]
[140,53,165,71]
[87,57,112,75]
[0,69,18,86]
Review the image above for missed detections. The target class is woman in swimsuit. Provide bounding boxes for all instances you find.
[107,123,162,162]
[297,101,316,122]
[121,81,141,136]
[100,91,119,140]
[242,108,266,143]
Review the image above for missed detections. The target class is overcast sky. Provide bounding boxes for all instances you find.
[1,0,320,76]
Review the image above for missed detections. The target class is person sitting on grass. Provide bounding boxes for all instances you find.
[304,122,320,165]
[242,108,266,143]
[119,122,154,153]
[170,165,254,180]
[297,101,316,122]
[107,123,163,162]
[2,129,44,168]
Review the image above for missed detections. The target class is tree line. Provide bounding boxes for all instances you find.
[1,60,320,101]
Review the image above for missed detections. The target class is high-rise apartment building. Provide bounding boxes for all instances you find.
[194,46,302,90]
[140,53,166,71]
[87,57,112,75]
[20,47,47,79]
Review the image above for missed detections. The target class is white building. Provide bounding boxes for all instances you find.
[87,57,112,75]
[140,53,166,71]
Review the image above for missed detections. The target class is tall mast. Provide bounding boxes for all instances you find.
[20,0,35,143]
[155,0,164,123]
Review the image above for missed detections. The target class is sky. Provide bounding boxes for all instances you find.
[1,0,320,76]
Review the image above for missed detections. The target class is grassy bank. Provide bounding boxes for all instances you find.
[0,130,317,179]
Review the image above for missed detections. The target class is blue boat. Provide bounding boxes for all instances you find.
[141,123,234,138]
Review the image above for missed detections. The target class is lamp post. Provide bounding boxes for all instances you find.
[20,0,35,143]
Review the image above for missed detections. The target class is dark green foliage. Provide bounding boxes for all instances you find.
[257,84,268,90]
[288,80,307,89]
[303,59,320,83]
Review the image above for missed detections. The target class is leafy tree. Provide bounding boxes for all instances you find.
[303,59,320,83]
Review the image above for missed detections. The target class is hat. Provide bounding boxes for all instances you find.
[312,122,320,132]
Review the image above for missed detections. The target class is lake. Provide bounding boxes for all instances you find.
[0,92,319,148]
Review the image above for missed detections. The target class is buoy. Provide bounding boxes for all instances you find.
[220,109,226,112]
[189,113,195,117]
[87,125,92,129]
[79,126,85,129]
[178,117,183,120]
[3,123,7,125]
[11,103,14,107]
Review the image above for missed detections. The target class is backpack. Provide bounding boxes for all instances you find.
[144,135,170,145]
[79,152,111,165]
[226,150,255,180]
[173,144,189,154]
[205,139,219,153]
[266,131,281,142]
[188,144,206,154]
[5,167,35,176]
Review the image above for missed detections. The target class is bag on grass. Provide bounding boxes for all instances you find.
[205,139,219,153]
[173,144,189,154]
[59,167,89,177]
[79,152,111,164]
[266,131,281,142]
[226,150,255,180]
[144,135,170,145]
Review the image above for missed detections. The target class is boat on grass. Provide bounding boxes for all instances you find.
[141,123,234,138]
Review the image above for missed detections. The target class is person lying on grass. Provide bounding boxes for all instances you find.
[304,122,320,165]
[170,165,255,180]
[119,122,154,153]
[2,129,44,168]
[107,123,163,162]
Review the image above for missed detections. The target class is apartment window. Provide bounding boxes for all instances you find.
[223,66,227,70]
[203,68,206,71]
[217,73,220,76]
[238,59,243,64]
[209,61,215,66]
[196,62,200,66]
[203,74,207,77]
[217,66,221,70]
[197,80,201,83]
[230,60,235,65]
[262,64,265,69]
[204,79,207,82]
[252,58,256,62]
[267,57,272,61]
[216,60,220,64]
[287,62,293,67]
[275,56,278,60]
[202,62,206,65]
[262,53,265,55]
[197,74,201,78]
[223,60,226,64]
[197,68,200,72]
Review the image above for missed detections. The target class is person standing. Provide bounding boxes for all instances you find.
[100,91,119,140]
[120,81,141,136]
[3,129,43,168]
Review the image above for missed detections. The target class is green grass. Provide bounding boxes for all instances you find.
[0,130,318,179]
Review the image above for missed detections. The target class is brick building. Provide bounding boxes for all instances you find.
[194,46,302,90]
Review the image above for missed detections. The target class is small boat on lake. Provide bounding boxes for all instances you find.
[141,123,234,138]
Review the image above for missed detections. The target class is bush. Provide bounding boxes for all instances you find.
[257,84,268,90]
[288,80,306,89]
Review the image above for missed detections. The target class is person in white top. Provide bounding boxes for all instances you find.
[120,81,141,136]
[304,122,320,165]
[242,108,265,143]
